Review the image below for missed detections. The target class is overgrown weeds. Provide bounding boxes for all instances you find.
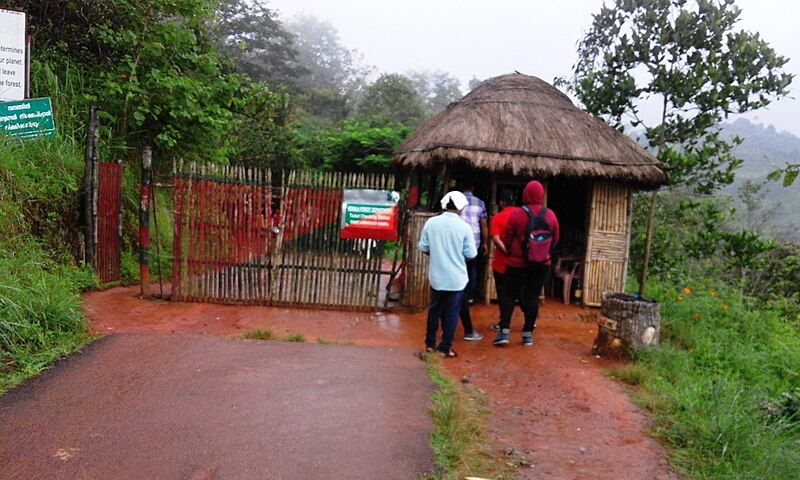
[280,332,306,343]
[0,240,95,394]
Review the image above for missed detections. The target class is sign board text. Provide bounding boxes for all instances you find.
[0,8,26,102]
[0,97,56,140]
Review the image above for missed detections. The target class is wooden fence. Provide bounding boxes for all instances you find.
[170,164,395,310]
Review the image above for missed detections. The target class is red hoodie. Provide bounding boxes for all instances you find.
[501,181,560,268]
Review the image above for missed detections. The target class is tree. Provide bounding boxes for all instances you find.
[769,163,800,187]
[296,121,413,172]
[559,0,792,294]
[468,76,484,91]
[215,0,306,85]
[286,14,373,120]
[407,70,463,116]
[357,74,425,127]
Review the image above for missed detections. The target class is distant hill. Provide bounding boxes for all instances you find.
[721,118,800,177]
[627,118,799,240]
[720,119,800,240]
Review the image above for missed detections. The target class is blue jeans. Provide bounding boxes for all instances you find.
[426,288,465,353]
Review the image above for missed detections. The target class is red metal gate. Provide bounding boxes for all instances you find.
[96,162,122,283]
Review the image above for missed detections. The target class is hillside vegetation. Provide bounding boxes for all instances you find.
[0,138,96,392]
[612,278,800,479]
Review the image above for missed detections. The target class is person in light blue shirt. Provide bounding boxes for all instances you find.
[419,191,478,357]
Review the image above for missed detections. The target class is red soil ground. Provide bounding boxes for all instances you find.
[84,286,678,480]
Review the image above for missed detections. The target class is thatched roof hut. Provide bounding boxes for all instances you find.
[392,73,667,189]
[396,73,668,309]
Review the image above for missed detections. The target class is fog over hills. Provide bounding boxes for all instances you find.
[720,119,800,240]
[629,118,799,240]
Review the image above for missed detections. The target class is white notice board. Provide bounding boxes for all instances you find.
[0,9,26,102]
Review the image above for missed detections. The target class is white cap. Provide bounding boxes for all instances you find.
[440,191,469,210]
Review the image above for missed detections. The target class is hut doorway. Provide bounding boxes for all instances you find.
[482,176,591,305]
[544,177,591,304]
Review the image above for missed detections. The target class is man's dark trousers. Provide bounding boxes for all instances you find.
[426,288,465,353]
[498,264,549,333]
[458,259,479,335]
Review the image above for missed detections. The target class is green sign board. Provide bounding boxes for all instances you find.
[0,97,56,140]
[340,189,399,241]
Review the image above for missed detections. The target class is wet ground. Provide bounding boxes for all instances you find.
[79,286,678,480]
[0,333,434,479]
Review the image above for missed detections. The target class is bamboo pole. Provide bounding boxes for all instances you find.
[139,147,152,299]
[82,105,98,267]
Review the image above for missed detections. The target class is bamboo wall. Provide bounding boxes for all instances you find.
[271,171,392,310]
[583,181,632,307]
[172,163,273,304]
[171,164,393,310]
[403,211,437,310]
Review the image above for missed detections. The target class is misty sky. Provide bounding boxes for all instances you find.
[268,0,800,137]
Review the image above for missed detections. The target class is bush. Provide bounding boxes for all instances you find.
[0,137,84,261]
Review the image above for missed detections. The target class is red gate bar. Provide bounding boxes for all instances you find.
[96,161,122,283]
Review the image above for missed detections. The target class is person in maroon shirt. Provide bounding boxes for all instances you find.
[493,180,560,346]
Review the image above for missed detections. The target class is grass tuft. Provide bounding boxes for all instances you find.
[243,329,274,340]
[280,332,306,343]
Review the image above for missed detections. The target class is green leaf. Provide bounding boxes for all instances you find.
[784,170,798,187]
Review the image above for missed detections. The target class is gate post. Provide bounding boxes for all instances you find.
[82,104,99,267]
[139,147,152,298]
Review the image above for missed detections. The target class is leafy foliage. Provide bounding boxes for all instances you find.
[560,0,793,193]
[0,137,95,393]
[0,138,84,261]
[5,0,297,170]
[407,70,463,116]
[297,121,412,172]
[286,14,373,123]
[358,74,426,127]
[215,0,306,85]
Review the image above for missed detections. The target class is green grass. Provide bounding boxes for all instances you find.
[0,239,95,394]
[280,332,306,343]
[422,354,516,480]
[0,135,95,395]
[610,280,800,479]
[243,329,274,340]
[317,337,356,345]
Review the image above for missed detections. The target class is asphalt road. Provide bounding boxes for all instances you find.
[0,334,434,479]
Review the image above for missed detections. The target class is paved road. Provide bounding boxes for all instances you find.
[0,334,434,479]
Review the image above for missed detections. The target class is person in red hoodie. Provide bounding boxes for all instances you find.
[493,180,559,346]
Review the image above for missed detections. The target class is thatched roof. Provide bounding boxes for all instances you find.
[392,73,667,188]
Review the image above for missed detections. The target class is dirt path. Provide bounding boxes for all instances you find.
[0,333,434,479]
[82,287,678,479]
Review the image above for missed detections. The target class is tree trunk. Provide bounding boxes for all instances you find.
[592,292,661,359]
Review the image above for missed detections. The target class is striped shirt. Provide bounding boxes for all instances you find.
[459,191,487,247]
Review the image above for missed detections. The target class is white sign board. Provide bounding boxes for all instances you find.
[0,9,26,102]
